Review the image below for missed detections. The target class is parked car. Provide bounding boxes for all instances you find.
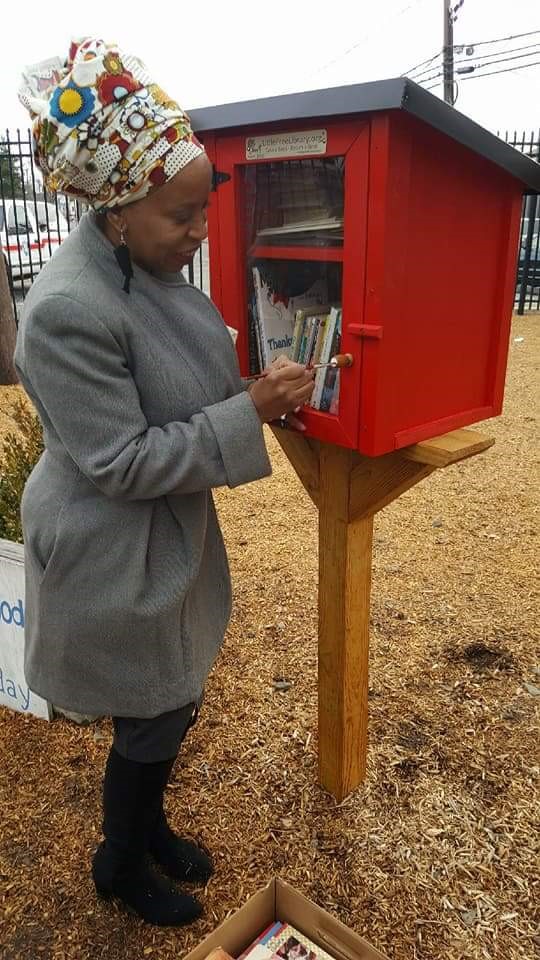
[1,199,70,284]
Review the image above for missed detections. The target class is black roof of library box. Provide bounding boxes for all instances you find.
[189,77,540,194]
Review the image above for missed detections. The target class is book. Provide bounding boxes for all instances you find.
[248,291,264,375]
[319,309,342,413]
[268,927,334,960]
[251,267,329,368]
[290,311,305,362]
[293,306,330,366]
[238,921,286,960]
[254,158,344,243]
[310,306,341,410]
[257,217,343,238]
[297,317,311,365]
[252,266,294,366]
[304,316,318,365]
[329,370,341,416]
[240,921,335,960]
[205,950,235,960]
[311,312,329,367]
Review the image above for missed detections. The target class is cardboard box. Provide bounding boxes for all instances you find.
[184,879,389,960]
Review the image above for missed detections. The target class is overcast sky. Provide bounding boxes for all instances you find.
[1,0,539,137]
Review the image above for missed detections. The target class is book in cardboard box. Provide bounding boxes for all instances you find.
[184,878,389,960]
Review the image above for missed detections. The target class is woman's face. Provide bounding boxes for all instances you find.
[113,153,213,275]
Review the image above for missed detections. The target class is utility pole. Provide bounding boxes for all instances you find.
[443,0,454,104]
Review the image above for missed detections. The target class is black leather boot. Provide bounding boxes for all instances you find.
[146,756,214,884]
[150,810,214,884]
[92,747,202,926]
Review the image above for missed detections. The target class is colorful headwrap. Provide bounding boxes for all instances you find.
[18,38,205,210]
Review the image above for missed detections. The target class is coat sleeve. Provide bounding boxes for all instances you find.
[17,294,272,500]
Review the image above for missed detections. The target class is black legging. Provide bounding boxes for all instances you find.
[112,702,199,763]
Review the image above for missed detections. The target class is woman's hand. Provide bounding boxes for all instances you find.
[270,355,310,431]
[248,357,314,425]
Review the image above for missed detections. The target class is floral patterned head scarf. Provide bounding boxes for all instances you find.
[18,37,205,210]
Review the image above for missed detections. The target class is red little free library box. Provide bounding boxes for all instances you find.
[190,78,540,455]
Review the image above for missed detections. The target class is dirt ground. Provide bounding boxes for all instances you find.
[0,316,538,960]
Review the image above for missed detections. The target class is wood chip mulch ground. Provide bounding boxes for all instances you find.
[0,316,538,960]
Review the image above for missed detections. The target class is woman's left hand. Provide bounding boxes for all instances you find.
[277,410,306,432]
[269,355,309,432]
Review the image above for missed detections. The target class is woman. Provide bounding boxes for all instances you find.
[15,38,314,927]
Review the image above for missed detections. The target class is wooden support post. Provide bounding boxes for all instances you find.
[271,426,495,799]
[318,445,373,798]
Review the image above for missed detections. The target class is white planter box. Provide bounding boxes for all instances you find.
[0,538,51,720]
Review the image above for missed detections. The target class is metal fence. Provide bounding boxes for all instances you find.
[1,126,539,321]
[1,129,86,320]
[500,130,540,313]
[0,128,208,323]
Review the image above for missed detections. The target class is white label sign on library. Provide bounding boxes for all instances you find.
[245,130,328,161]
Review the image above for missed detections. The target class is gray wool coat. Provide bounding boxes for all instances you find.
[14,213,271,718]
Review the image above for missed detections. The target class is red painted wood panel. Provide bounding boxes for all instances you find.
[201,109,523,455]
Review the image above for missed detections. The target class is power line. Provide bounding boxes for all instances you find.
[420,46,540,88]
[408,57,443,82]
[408,65,443,84]
[454,41,540,66]
[456,49,540,74]
[404,50,441,76]
[423,75,443,90]
[458,28,540,49]
[414,67,445,86]
[459,59,540,81]
[407,32,540,81]
[426,58,540,89]
[450,0,465,24]
[299,0,427,83]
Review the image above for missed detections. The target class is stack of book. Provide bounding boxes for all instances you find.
[256,218,343,247]
[250,265,329,369]
[291,305,342,413]
[248,265,342,416]
[238,921,335,960]
[253,160,344,246]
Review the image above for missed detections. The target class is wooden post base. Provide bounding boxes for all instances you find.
[270,427,494,800]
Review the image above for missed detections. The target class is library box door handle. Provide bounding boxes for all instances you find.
[347,323,383,340]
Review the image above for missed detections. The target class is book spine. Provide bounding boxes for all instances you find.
[238,921,285,960]
[297,314,310,364]
[311,307,338,410]
[308,314,329,407]
[265,923,335,960]
[312,314,328,366]
[304,316,319,365]
[254,300,265,373]
[319,311,342,413]
[290,311,305,362]
[252,266,270,368]
[247,298,259,376]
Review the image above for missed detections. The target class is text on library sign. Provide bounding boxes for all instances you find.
[246,130,328,161]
